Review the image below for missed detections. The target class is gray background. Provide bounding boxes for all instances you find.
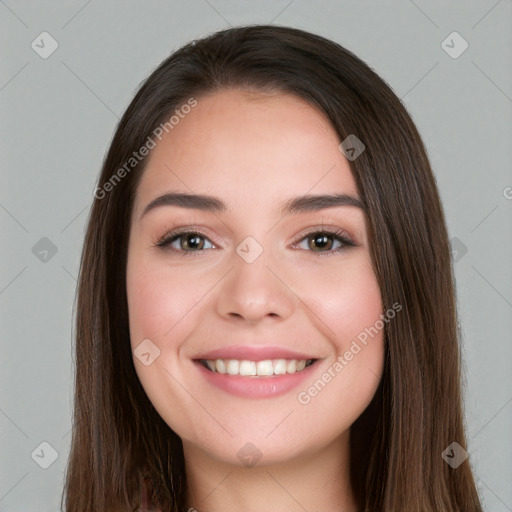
[1,1,511,510]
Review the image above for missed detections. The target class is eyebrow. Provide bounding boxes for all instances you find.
[139,192,365,221]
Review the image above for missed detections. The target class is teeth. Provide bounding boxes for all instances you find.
[226,359,239,375]
[286,360,296,373]
[216,359,226,374]
[256,360,273,376]
[202,358,314,376]
[273,359,287,375]
[239,360,256,376]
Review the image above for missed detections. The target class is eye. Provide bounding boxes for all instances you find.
[154,227,356,257]
[155,230,215,255]
[293,228,355,255]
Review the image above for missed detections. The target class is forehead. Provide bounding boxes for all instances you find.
[133,88,359,217]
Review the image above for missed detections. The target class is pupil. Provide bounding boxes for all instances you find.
[185,235,202,250]
[312,233,331,250]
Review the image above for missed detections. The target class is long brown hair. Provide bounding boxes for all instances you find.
[62,24,483,511]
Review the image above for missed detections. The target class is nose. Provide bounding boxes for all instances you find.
[215,241,296,325]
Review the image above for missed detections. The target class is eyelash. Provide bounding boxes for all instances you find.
[153,226,356,257]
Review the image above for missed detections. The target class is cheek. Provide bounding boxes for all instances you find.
[125,249,214,434]
[126,252,207,345]
[293,256,384,410]
[295,254,383,345]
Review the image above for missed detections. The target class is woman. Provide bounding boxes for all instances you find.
[62,25,483,511]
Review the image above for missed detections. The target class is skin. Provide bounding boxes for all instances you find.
[126,88,384,512]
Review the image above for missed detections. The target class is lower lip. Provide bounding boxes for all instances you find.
[194,360,318,399]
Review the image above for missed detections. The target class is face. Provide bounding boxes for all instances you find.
[126,88,384,467]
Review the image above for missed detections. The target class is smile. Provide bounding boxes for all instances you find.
[200,358,316,376]
[194,357,320,399]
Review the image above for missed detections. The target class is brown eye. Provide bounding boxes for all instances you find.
[294,229,355,255]
[307,232,334,251]
[179,233,206,251]
[156,231,215,254]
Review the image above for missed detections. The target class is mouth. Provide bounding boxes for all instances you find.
[197,358,318,377]
[194,357,320,398]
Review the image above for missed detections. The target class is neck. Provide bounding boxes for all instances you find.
[183,429,358,512]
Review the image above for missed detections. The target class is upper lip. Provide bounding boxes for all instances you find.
[194,345,318,361]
